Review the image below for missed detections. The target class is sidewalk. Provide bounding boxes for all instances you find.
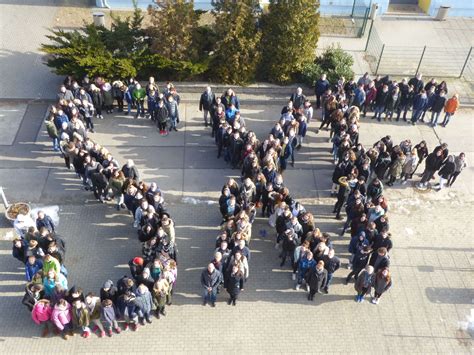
[317,17,474,107]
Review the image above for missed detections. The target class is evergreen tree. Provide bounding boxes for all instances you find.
[260,0,320,83]
[211,0,262,84]
[147,0,198,61]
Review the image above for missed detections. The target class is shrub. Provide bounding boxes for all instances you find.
[260,0,320,84]
[300,45,355,86]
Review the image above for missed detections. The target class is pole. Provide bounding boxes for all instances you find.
[364,18,374,52]
[416,46,427,76]
[0,187,9,209]
[361,7,370,37]
[459,46,473,78]
[375,44,385,75]
[351,0,356,17]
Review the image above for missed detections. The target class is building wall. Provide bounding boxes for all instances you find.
[427,0,474,17]
[418,0,431,13]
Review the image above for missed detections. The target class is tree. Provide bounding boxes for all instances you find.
[211,0,262,84]
[299,45,354,86]
[260,0,320,84]
[147,0,198,61]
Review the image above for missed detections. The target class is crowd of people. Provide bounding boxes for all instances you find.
[314,73,460,127]
[203,74,466,304]
[12,77,180,340]
[46,77,182,150]
[11,72,468,338]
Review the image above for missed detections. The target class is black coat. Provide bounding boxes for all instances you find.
[431,95,447,113]
[438,161,455,179]
[199,91,215,111]
[425,152,444,171]
[305,268,328,292]
[226,272,242,296]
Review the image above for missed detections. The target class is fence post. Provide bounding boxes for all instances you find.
[351,0,356,17]
[415,46,427,76]
[360,7,370,37]
[364,18,374,52]
[459,46,473,78]
[375,44,385,75]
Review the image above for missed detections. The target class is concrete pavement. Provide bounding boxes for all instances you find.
[0,95,473,353]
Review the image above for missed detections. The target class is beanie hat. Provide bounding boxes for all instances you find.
[103,280,113,289]
[133,257,144,266]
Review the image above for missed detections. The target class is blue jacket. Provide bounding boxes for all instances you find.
[315,79,330,95]
[353,87,366,106]
[25,259,43,281]
[298,257,316,278]
[413,94,428,111]
[36,215,55,233]
[221,95,240,110]
[54,114,69,130]
[349,233,369,254]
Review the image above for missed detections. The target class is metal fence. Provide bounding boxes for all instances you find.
[365,27,474,81]
[319,0,371,38]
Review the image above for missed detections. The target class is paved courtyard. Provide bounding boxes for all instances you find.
[0,94,473,353]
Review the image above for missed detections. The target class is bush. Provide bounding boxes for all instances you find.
[211,0,262,85]
[300,45,355,86]
[260,0,320,84]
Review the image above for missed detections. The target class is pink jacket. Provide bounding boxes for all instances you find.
[32,302,52,325]
[51,303,72,330]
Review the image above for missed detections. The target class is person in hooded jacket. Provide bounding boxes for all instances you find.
[32,298,53,337]
[135,284,153,325]
[100,280,118,304]
[51,298,73,340]
[305,260,328,301]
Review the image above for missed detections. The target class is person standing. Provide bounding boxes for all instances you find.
[429,90,447,127]
[226,265,243,306]
[373,85,389,122]
[441,94,459,127]
[435,155,456,190]
[322,249,340,294]
[200,263,222,307]
[36,211,55,234]
[305,260,328,301]
[354,265,374,303]
[166,95,180,132]
[417,148,445,189]
[199,86,215,127]
[411,90,428,125]
[371,268,392,304]
[314,74,330,109]
[448,153,467,187]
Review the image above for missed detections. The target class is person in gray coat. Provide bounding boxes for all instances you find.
[201,263,223,307]
[371,268,392,304]
[166,95,180,132]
